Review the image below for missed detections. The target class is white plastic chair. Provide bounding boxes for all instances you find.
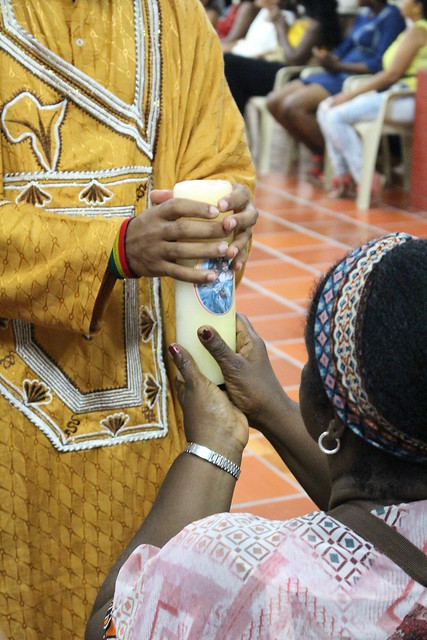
[353,88,414,209]
[244,65,304,174]
[341,75,414,208]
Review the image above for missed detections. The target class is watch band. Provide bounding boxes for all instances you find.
[184,442,241,480]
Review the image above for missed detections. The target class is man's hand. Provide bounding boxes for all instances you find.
[125,185,257,283]
[126,190,230,283]
[217,183,258,272]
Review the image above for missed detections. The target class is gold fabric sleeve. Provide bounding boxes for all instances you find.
[0,199,121,334]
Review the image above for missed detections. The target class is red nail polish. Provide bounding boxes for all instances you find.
[168,344,179,356]
[201,328,212,341]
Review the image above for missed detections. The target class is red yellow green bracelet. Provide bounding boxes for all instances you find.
[108,218,138,279]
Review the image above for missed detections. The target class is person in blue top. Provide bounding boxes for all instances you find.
[267,0,406,180]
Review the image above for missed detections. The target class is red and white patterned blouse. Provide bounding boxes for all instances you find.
[107,502,426,639]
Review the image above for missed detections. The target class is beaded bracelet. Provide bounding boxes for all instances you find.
[184,442,241,480]
[108,218,138,279]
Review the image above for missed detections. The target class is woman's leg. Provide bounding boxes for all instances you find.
[223,53,283,114]
[323,92,384,184]
[317,98,350,177]
[267,82,330,154]
[387,95,415,122]
[266,79,305,129]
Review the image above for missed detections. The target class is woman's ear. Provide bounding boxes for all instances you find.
[318,415,344,455]
[329,413,346,440]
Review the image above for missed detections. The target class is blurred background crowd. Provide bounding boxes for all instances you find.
[200,0,427,209]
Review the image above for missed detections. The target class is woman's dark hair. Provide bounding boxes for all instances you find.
[418,0,427,18]
[301,0,342,49]
[304,238,427,447]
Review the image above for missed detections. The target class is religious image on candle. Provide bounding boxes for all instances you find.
[196,257,233,315]
[173,179,236,385]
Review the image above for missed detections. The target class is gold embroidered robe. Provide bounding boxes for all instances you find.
[0,1,254,637]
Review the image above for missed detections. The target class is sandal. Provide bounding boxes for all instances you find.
[307,154,324,184]
[328,173,356,199]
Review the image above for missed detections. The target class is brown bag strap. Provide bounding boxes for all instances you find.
[328,501,427,587]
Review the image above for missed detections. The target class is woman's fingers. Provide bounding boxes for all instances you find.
[168,343,200,386]
[197,325,239,371]
[168,341,249,453]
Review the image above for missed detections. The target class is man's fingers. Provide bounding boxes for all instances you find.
[217,183,250,213]
[168,239,230,261]
[220,186,258,236]
[223,206,258,235]
[148,260,216,283]
[156,197,220,222]
[150,189,174,205]
[163,218,230,242]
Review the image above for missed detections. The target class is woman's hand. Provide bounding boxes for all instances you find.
[195,317,332,509]
[313,47,341,72]
[329,91,352,108]
[197,314,285,430]
[267,5,285,25]
[169,343,249,462]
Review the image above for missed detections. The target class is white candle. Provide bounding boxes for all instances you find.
[173,180,235,385]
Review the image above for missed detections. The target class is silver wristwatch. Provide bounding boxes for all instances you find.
[184,442,241,480]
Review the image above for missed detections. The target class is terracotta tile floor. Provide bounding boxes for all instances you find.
[230,167,427,520]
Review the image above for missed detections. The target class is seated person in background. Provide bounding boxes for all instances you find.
[224,0,342,114]
[200,0,221,26]
[317,0,427,202]
[337,0,360,36]
[267,0,406,180]
[217,0,260,44]
[338,0,360,9]
[85,233,426,640]
[223,0,297,58]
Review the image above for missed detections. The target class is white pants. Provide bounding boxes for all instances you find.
[317,88,415,183]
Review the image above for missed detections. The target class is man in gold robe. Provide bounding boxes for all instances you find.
[0,1,256,637]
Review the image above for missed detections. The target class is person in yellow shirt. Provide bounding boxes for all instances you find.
[0,1,256,637]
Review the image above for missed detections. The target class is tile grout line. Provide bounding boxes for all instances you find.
[256,177,425,222]
[233,310,304,321]
[257,207,355,250]
[271,337,306,345]
[267,342,304,369]
[232,492,311,509]
[243,449,305,492]
[241,278,306,315]
[250,239,321,276]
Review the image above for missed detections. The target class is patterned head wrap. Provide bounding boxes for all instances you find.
[314,233,426,463]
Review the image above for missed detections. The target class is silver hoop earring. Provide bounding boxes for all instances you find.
[318,431,340,455]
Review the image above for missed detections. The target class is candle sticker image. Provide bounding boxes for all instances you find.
[195,257,234,315]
